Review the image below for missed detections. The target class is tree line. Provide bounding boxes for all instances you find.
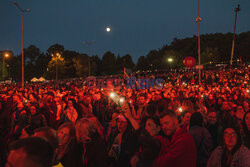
[1,31,249,81]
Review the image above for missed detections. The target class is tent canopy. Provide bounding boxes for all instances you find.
[31,77,38,82]
[31,77,46,82]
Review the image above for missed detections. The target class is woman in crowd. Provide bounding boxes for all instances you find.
[181,111,192,130]
[242,111,250,149]
[62,98,79,124]
[28,104,47,128]
[207,126,250,167]
[234,105,245,125]
[75,118,107,167]
[130,116,161,167]
[56,122,82,167]
[107,114,139,167]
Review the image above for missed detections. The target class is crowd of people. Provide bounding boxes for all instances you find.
[0,65,249,167]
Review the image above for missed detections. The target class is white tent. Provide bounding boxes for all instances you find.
[38,77,46,82]
[31,77,38,82]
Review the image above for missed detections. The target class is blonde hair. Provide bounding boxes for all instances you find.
[57,122,76,138]
[75,118,98,143]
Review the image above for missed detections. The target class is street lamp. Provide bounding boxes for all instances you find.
[83,40,95,76]
[167,58,173,63]
[6,64,10,80]
[196,0,202,85]
[52,53,61,82]
[13,1,30,87]
[167,58,173,69]
[230,4,241,65]
[2,53,9,81]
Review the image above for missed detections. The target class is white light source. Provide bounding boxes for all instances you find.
[119,98,124,103]
[106,27,111,32]
[110,92,115,98]
[168,58,173,62]
[178,107,183,112]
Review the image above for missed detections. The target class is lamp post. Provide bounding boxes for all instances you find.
[13,1,30,87]
[2,53,9,81]
[52,53,61,82]
[230,4,240,65]
[6,64,10,80]
[196,0,202,85]
[167,58,173,69]
[83,40,95,76]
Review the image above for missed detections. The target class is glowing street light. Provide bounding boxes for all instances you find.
[4,53,9,58]
[168,58,173,62]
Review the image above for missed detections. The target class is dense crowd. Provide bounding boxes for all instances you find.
[0,65,249,167]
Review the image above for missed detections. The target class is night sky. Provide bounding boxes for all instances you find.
[0,0,249,62]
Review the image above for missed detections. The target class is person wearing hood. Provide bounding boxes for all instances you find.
[189,112,213,167]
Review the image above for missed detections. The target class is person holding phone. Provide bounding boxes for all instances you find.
[107,112,139,167]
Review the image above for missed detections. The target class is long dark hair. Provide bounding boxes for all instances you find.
[221,126,242,167]
[243,111,250,133]
[242,111,250,148]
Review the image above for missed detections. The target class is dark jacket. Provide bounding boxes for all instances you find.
[135,128,161,167]
[29,112,47,128]
[153,126,197,167]
[84,133,108,167]
[206,123,223,149]
[189,126,213,167]
[107,128,139,167]
[242,130,250,150]
[59,139,83,167]
[136,128,161,160]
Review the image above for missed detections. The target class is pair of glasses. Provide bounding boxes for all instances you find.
[224,132,237,138]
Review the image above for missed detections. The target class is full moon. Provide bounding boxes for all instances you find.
[106,27,111,32]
